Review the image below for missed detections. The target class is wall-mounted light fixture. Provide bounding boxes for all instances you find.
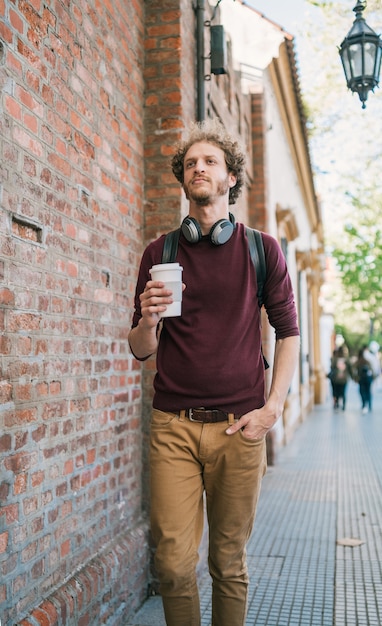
[210,24,228,75]
[195,0,228,120]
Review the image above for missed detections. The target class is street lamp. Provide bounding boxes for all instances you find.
[339,1,382,109]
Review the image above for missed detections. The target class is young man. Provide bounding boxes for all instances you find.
[129,119,300,626]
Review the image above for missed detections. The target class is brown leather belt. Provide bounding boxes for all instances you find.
[180,408,237,423]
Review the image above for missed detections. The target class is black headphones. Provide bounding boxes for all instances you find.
[181,212,236,246]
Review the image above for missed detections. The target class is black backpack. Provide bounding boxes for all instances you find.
[161,226,266,308]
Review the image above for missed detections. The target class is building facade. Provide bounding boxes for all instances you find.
[0,1,324,624]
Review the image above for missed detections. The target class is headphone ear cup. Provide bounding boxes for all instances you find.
[181,217,202,243]
[209,218,235,245]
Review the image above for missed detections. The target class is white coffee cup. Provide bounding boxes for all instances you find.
[149,262,183,317]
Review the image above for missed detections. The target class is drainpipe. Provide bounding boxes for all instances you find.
[196,0,205,121]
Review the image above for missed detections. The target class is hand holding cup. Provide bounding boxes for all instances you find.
[149,263,183,318]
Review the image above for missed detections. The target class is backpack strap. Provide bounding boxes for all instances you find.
[245,227,266,308]
[162,228,181,264]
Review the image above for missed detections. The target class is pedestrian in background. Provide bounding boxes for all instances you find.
[364,341,381,385]
[128,118,300,626]
[328,345,352,411]
[355,346,374,413]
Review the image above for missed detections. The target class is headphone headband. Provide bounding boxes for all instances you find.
[181,213,235,246]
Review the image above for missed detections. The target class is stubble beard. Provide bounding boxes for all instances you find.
[185,176,230,206]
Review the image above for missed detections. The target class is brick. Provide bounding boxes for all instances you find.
[31,470,44,488]
[4,408,38,428]
[23,495,38,516]
[40,600,58,625]
[31,607,50,625]
[0,482,10,499]
[0,532,9,553]
[25,69,41,93]
[21,540,38,562]
[31,424,47,442]
[0,17,13,43]
[5,95,22,121]
[6,49,23,74]
[60,539,70,558]
[15,431,28,450]
[0,287,15,305]
[13,124,44,157]
[4,487,19,516]
[4,451,38,473]
[0,380,12,403]
[14,382,33,401]
[14,473,27,495]
[8,311,41,332]
[47,152,71,176]
[24,112,38,133]
[0,334,12,356]
[16,84,44,117]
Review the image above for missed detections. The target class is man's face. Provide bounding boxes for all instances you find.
[182,141,236,206]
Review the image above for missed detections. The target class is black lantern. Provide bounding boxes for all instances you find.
[339,1,382,109]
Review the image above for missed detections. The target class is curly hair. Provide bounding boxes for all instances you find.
[171,118,246,205]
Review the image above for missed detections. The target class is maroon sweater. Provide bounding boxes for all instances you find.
[131,222,299,415]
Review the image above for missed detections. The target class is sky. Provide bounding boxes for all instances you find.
[245,0,307,35]
[243,0,322,89]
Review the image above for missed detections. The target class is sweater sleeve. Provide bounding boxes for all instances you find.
[261,233,299,340]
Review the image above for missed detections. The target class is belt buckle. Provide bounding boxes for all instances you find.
[188,408,204,422]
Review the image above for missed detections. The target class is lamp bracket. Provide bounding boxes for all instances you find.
[211,0,223,22]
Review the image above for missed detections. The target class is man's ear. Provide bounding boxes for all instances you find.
[228,172,237,188]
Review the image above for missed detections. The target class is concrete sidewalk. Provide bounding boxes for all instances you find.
[126,380,382,626]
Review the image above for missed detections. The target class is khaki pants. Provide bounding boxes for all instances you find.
[150,409,267,626]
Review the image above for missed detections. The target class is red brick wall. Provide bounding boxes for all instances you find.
[0,1,149,624]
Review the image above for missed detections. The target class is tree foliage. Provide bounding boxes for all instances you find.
[332,194,382,317]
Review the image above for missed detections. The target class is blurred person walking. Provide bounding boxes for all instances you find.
[328,346,352,411]
[364,341,381,387]
[355,346,374,413]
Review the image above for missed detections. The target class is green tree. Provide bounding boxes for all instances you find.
[332,190,382,328]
